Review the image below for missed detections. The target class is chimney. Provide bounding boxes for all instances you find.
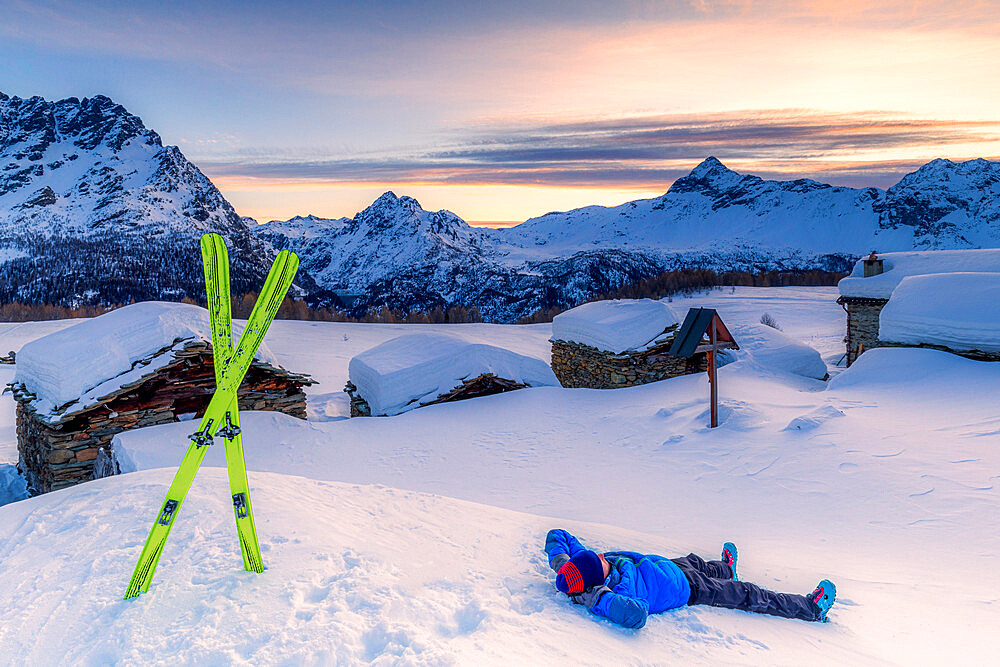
[863,252,884,278]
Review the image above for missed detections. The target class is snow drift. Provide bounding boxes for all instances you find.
[550,299,679,353]
[726,322,828,380]
[347,333,558,416]
[878,272,1000,353]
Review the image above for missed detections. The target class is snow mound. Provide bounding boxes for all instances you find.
[838,249,1000,299]
[14,301,279,417]
[728,322,828,380]
[827,346,989,389]
[878,272,1000,353]
[348,333,558,416]
[551,299,679,353]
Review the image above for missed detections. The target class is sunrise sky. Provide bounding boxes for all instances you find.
[3,0,999,224]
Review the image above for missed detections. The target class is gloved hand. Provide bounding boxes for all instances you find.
[550,553,570,572]
[570,585,611,609]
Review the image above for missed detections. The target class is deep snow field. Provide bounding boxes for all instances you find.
[1,287,998,665]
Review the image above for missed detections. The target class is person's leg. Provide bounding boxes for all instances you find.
[671,553,733,580]
[685,574,821,622]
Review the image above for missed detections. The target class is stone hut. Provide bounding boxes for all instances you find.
[345,332,558,417]
[7,302,314,494]
[549,299,706,389]
[837,250,1000,366]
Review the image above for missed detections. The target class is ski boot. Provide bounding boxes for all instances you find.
[809,579,837,622]
[721,542,738,581]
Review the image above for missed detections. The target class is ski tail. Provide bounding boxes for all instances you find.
[124,404,220,599]
[124,249,298,599]
[223,402,264,572]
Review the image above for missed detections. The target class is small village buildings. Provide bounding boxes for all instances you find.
[8,302,314,494]
[345,332,557,416]
[837,249,1000,365]
[549,299,707,389]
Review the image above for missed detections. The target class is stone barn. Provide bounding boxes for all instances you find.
[837,249,1000,366]
[549,299,707,389]
[345,332,558,416]
[7,302,314,494]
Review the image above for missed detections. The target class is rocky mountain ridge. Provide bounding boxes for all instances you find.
[0,93,282,306]
[3,92,999,321]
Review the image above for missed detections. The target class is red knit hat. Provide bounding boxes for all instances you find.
[556,550,604,594]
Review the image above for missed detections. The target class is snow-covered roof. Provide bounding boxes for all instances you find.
[838,249,1000,299]
[348,333,558,416]
[550,299,680,354]
[14,301,280,419]
[878,273,1000,353]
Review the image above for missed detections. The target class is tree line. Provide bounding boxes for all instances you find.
[0,268,844,324]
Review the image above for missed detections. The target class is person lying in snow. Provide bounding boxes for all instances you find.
[544,529,836,628]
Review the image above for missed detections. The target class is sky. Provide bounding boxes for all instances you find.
[2,0,1000,225]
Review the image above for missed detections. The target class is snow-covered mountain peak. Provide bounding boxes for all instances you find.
[0,92,275,306]
[897,157,1000,188]
[0,93,158,157]
[667,156,752,195]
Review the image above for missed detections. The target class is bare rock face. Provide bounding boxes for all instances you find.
[0,92,281,307]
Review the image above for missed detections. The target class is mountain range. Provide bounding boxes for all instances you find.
[2,92,999,321]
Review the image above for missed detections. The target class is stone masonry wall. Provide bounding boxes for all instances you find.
[551,340,706,389]
[843,299,888,366]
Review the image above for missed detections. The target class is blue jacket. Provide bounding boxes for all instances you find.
[544,529,691,629]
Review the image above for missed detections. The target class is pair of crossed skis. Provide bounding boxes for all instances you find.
[125,234,299,599]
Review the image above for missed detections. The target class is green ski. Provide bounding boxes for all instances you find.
[124,245,298,599]
[201,232,263,573]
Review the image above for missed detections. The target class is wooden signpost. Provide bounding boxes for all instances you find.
[669,308,739,428]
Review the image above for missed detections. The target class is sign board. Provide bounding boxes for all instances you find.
[669,307,738,428]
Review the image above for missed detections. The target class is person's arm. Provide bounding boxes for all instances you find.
[591,590,649,629]
[544,529,588,571]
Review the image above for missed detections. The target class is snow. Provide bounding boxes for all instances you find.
[347,333,558,416]
[722,322,828,380]
[878,273,1000,352]
[13,302,279,420]
[551,299,679,353]
[837,249,1000,299]
[2,287,999,663]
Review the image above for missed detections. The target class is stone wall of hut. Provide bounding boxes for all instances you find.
[550,340,706,389]
[14,341,312,495]
[841,298,888,366]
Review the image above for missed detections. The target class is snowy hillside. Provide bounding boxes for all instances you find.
[0,93,282,306]
[502,156,1000,261]
[255,157,1000,320]
[2,287,998,663]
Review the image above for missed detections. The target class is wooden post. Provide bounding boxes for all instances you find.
[709,317,719,428]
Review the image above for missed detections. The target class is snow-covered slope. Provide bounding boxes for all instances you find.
[877,158,1000,248]
[0,93,280,306]
[2,288,998,662]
